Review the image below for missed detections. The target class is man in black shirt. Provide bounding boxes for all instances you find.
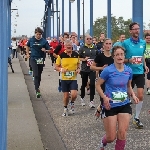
[79,35,98,108]
[96,32,105,51]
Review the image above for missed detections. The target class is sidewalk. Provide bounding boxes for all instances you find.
[7,58,44,150]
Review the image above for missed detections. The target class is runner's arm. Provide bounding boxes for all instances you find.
[90,61,104,71]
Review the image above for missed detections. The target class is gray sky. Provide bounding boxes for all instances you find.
[11,0,150,37]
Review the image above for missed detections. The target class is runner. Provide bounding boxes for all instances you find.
[26,27,50,98]
[96,45,139,150]
[79,35,98,108]
[55,39,80,116]
[53,33,69,92]
[113,34,126,47]
[49,37,58,66]
[90,38,114,119]
[144,33,150,95]
[122,22,149,128]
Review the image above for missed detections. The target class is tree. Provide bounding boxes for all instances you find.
[93,15,132,42]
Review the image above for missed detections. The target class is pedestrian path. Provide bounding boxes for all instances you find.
[7,58,44,150]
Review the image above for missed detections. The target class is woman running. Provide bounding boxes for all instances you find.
[96,46,139,150]
[90,38,114,119]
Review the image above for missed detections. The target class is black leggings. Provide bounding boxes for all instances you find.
[80,71,96,101]
[30,59,43,91]
[12,49,17,58]
[50,53,56,64]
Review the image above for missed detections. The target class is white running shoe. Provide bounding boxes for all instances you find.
[89,101,95,108]
[81,98,85,106]
[146,89,150,95]
[62,108,68,117]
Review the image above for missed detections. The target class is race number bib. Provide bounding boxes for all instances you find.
[132,56,142,64]
[87,59,94,66]
[35,58,43,64]
[64,71,75,78]
[112,92,128,103]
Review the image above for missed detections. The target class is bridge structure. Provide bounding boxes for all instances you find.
[0,0,144,149]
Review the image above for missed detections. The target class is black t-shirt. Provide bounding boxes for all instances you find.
[96,41,103,50]
[94,52,114,74]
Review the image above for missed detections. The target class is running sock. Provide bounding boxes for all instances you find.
[135,101,143,119]
[64,106,67,109]
[115,139,126,150]
[102,135,107,146]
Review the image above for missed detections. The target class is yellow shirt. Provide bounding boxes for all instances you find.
[56,51,80,80]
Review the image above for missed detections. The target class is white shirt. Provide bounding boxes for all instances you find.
[11,40,18,49]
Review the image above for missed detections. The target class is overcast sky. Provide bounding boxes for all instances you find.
[11,0,150,37]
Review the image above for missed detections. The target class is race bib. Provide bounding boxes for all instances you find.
[132,56,142,64]
[87,59,94,66]
[112,92,128,103]
[35,58,43,64]
[64,71,75,78]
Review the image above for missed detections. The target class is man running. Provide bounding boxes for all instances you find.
[26,27,50,98]
[55,39,80,116]
[79,35,98,108]
[122,22,149,128]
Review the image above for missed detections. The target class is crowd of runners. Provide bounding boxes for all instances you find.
[12,22,150,150]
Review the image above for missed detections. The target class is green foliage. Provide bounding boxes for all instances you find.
[93,15,132,42]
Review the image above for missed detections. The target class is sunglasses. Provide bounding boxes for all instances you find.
[87,38,92,40]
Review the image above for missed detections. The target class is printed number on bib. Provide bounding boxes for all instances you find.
[132,56,142,64]
[87,59,94,66]
[36,58,43,64]
[64,71,75,78]
[112,91,128,103]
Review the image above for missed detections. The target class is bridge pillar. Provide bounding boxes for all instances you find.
[62,0,64,35]
[132,0,143,39]
[0,0,9,149]
[69,1,71,34]
[77,0,80,39]
[47,7,51,38]
[107,0,111,38]
[90,0,93,37]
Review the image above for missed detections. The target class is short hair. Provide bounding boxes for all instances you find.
[145,33,150,38]
[100,32,105,35]
[111,46,125,57]
[35,27,43,34]
[63,33,69,38]
[129,22,140,30]
[64,39,72,45]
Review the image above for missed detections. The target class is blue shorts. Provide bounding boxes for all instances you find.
[61,80,78,92]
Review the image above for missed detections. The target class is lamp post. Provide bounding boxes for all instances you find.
[51,10,60,40]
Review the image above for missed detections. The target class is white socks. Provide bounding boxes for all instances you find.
[135,101,143,119]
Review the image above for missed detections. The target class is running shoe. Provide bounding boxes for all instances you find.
[133,117,144,129]
[89,101,95,108]
[97,138,107,150]
[81,98,85,106]
[146,89,150,95]
[32,77,34,81]
[29,70,32,76]
[36,91,41,98]
[62,108,68,117]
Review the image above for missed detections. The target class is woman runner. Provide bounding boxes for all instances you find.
[96,46,139,150]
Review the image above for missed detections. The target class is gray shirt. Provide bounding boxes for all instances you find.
[79,45,97,72]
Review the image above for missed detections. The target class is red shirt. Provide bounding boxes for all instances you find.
[58,43,65,55]
[50,41,59,53]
